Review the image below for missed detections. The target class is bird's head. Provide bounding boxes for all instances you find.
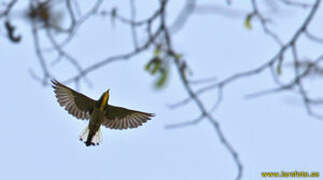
[105,89,110,96]
[99,89,110,110]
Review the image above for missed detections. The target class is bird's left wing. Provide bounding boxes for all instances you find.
[102,105,154,130]
[52,80,96,120]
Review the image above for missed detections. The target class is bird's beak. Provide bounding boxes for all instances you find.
[106,89,110,98]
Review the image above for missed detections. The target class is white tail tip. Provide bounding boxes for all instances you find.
[79,126,103,145]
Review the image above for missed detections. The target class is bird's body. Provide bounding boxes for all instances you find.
[86,107,104,146]
[51,80,154,146]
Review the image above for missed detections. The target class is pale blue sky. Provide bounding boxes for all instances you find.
[1,1,323,180]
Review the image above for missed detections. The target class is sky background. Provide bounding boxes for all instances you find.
[1,1,323,180]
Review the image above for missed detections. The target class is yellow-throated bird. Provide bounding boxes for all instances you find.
[52,80,154,146]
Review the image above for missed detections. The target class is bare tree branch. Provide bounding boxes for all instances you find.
[2,0,323,179]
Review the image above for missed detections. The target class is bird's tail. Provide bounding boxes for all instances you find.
[79,126,102,146]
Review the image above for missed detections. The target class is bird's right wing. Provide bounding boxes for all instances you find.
[102,105,154,130]
[52,80,96,120]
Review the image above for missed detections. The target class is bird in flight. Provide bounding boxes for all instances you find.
[52,80,154,146]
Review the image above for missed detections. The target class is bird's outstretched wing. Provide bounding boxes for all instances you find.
[52,80,96,120]
[102,105,154,129]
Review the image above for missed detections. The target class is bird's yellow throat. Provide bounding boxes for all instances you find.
[100,92,109,110]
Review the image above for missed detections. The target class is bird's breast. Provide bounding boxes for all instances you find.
[89,108,105,130]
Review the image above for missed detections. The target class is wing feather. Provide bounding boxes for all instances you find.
[102,105,154,130]
[52,80,96,120]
